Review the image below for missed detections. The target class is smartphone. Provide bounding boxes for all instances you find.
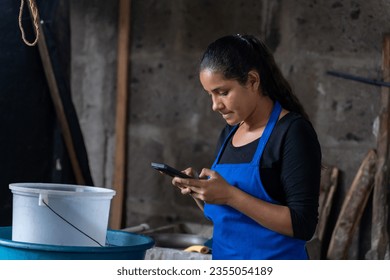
[151,162,192,178]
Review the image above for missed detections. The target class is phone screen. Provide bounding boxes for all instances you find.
[151,162,192,178]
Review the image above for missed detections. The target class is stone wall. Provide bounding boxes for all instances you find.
[70,0,390,258]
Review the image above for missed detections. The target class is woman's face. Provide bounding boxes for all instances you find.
[199,69,261,126]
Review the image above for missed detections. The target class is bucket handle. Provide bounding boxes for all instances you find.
[39,198,106,247]
[38,193,48,206]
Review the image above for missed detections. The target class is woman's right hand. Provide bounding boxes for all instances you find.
[172,168,235,205]
[171,167,198,195]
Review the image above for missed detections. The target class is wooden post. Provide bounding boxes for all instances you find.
[327,149,377,259]
[306,166,339,259]
[317,166,339,242]
[109,0,131,229]
[29,4,85,185]
[367,34,390,259]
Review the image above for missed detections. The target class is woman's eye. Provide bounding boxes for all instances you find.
[220,91,228,96]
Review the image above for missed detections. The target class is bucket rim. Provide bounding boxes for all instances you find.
[0,227,155,253]
[9,183,116,197]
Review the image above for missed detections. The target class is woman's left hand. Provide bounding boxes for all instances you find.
[172,168,234,205]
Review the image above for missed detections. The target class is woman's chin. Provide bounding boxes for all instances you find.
[225,119,240,126]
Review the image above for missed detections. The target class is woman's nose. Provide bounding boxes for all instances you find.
[212,96,223,112]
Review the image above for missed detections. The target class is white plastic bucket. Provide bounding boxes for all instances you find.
[9,183,116,247]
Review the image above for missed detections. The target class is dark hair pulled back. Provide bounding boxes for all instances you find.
[200,34,309,120]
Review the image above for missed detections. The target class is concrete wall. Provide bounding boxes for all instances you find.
[70,0,390,258]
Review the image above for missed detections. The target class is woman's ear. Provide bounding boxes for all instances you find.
[247,70,261,91]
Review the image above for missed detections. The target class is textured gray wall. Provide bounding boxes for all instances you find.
[70,0,390,257]
[71,0,118,188]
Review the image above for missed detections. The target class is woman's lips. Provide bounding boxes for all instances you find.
[221,112,232,120]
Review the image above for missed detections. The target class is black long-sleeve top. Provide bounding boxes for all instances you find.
[214,112,322,241]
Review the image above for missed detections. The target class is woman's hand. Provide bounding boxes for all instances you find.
[171,167,197,195]
[172,168,235,205]
[172,168,294,236]
[171,167,207,211]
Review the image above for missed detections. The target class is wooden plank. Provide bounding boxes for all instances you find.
[306,166,339,259]
[109,0,131,229]
[367,34,390,259]
[327,149,377,259]
[317,166,339,242]
[29,4,85,185]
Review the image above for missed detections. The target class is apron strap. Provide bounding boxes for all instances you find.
[252,101,282,165]
[212,124,239,168]
[212,101,282,168]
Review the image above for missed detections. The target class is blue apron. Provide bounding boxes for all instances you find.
[204,101,308,260]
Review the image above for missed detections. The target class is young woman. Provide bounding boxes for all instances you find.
[172,34,322,260]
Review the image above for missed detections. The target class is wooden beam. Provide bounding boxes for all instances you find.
[317,166,339,242]
[29,4,85,185]
[306,166,339,259]
[367,34,390,259]
[109,0,131,229]
[327,149,377,260]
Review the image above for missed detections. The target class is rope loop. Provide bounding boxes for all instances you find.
[18,0,40,46]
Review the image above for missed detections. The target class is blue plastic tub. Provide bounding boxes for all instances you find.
[0,227,154,260]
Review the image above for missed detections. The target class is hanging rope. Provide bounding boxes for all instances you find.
[18,0,40,46]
